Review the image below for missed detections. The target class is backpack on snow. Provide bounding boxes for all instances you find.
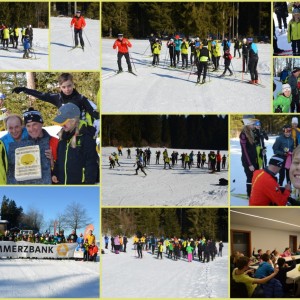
[219,178,228,186]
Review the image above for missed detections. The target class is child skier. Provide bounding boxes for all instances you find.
[23,35,31,59]
[152,38,161,66]
[220,49,233,77]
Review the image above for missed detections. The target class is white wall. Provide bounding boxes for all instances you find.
[231,223,300,254]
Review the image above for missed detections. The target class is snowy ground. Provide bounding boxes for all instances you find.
[102,239,228,298]
[102,38,271,113]
[230,135,278,205]
[50,17,100,70]
[274,12,292,52]
[0,258,99,298]
[0,29,48,70]
[102,147,228,206]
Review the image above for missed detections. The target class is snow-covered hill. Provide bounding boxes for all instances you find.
[102,38,271,113]
[50,17,100,70]
[102,239,228,298]
[0,29,48,70]
[102,147,228,206]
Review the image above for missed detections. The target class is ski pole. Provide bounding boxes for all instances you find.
[129,52,137,73]
[83,29,91,47]
[188,63,194,80]
[71,27,74,47]
[142,44,150,55]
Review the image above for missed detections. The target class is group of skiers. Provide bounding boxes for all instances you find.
[105,233,224,262]
[113,33,259,84]
[108,147,228,175]
[0,24,33,59]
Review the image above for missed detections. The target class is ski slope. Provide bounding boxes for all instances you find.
[0,29,48,70]
[102,38,271,113]
[50,17,100,70]
[102,239,228,298]
[0,258,99,298]
[102,147,228,206]
[230,135,278,206]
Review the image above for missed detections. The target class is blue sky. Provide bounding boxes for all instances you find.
[1,186,100,239]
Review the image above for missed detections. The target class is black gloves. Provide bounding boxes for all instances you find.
[12,87,26,94]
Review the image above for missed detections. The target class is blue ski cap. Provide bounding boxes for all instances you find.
[247,37,253,43]
[0,92,6,100]
[212,41,216,46]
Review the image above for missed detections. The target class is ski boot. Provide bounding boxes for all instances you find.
[117,69,123,74]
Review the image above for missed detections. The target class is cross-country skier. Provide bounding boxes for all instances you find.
[127,148,131,158]
[155,150,161,164]
[70,10,86,50]
[174,35,182,64]
[288,8,300,56]
[180,37,189,69]
[167,38,176,67]
[25,24,33,48]
[2,25,9,49]
[189,38,196,65]
[221,37,231,52]
[22,34,31,59]
[242,38,249,73]
[247,37,259,84]
[211,40,221,71]
[113,33,133,73]
[196,40,210,83]
[233,37,241,58]
[135,153,147,176]
[220,49,233,77]
[274,2,288,34]
[152,38,161,66]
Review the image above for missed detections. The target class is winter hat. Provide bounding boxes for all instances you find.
[292,117,298,124]
[247,37,253,43]
[76,10,81,14]
[268,154,285,168]
[292,67,300,73]
[23,107,44,125]
[196,37,200,41]
[282,83,291,93]
[243,38,247,43]
[52,103,80,125]
[117,33,123,37]
[242,115,257,126]
[170,38,174,42]
[293,7,300,14]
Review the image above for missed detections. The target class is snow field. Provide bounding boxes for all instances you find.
[0,28,48,70]
[102,147,228,206]
[0,258,99,298]
[102,38,272,113]
[102,239,228,298]
[50,17,100,70]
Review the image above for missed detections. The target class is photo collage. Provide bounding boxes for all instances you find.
[0,1,300,299]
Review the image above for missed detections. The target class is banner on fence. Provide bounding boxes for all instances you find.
[0,241,77,258]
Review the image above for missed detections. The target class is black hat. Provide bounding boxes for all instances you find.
[118,33,123,37]
[23,107,43,124]
[76,10,81,14]
[268,154,285,168]
[292,67,300,73]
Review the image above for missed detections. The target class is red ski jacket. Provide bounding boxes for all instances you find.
[113,38,132,53]
[249,169,290,206]
[70,16,86,30]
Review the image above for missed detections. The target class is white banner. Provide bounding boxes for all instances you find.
[0,241,77,258]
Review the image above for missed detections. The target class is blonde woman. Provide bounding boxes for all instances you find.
[52,103,98,184]
[239,116,259,197]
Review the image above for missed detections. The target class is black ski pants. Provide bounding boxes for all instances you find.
[197,61,208,80]
[117,52,132,72]
[276,12,287,30]
[242,55,248,72]
[248,56,258,81]
[291,93,300,113]
[169,51,176,66]
[292,40,300,56]
[74,28,84,47]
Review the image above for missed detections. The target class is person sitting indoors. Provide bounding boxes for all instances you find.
[252,247,263,261]
[249,154,292,206]
[254,253,274,278]
[282,247,292,257]
[275,257,297,295]
[232,256,279,298]
[88,242,98,262]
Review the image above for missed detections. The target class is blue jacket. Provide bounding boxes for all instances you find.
[254,261,274,278]
[76,236,84,244]
[175,39,182,51]
[273,134,294,156]
[1,127,28,153]
[261,278,284,298]
[23,37,31,50]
